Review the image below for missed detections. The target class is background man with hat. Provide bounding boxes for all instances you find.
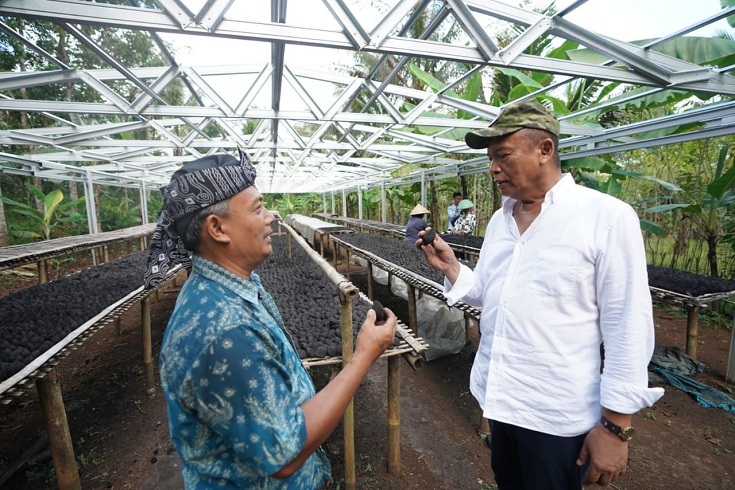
[144,151,397,489]
[447,191,463,231]
[404,203,431,243]
[416,102,663,489]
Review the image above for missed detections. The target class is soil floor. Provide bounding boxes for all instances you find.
[1,254,734,489]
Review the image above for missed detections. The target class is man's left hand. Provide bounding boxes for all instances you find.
[577,423,628,486]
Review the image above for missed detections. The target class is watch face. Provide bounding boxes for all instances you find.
[620,427,635,441]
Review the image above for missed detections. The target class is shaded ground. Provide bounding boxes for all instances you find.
[0,262,734,489]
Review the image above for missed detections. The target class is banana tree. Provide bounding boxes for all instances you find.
[0,183,86,241]
[644,145,735,277]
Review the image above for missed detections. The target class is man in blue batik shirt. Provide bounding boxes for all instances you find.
[144,151,397,489]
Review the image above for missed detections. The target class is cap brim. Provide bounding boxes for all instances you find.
[465,131,490,149]
[465,126,523,149]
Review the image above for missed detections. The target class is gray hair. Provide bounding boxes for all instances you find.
[182,198,231,250]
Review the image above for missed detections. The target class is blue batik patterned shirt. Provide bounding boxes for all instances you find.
[160,255,331,489]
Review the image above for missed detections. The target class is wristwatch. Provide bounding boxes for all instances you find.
[600,415,634,441]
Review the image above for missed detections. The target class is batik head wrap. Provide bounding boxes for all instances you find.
[143,150,256,289]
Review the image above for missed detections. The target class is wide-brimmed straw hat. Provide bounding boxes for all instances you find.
[410,204,430,216]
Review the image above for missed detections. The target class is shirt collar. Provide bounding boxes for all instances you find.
[502,173,574,214]
[191,254,262,305]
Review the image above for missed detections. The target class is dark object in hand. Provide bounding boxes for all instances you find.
[372,300,386,325]
[422,228,436,245]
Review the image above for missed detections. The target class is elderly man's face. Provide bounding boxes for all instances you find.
[487,130,545,202]
[223,186,274,270]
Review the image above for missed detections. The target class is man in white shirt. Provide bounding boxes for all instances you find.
[416,101,663,489]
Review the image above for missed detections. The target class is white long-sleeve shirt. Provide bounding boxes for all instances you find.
[445,174,664,437]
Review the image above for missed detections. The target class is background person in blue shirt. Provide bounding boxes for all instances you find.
[144,151,397,489]
[447,191,463,231]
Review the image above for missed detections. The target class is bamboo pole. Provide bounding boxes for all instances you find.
[345,249,351,280]
[686,305,699,359]
[367,261,374,300]
[340,295,356,490]
[387,355,400,476]
[280,223,358,301]
[37,259,48,284]
[402,352,424,370]
[102,244,109,263]
[36,369,81,490]
[727,316,735,382]
[286,231,292,260]
[406,284,418,333]
[141,297,155,395]
[280,222,360,485]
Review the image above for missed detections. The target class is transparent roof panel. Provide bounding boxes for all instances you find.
[0,0,732,193]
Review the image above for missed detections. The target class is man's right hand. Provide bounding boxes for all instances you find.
[415,228,460,281]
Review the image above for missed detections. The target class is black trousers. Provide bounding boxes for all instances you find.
[488,420,589,490]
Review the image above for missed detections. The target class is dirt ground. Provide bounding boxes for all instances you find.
[1,259,734,489]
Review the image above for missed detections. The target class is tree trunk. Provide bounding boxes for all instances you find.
[429,180,439,230]
[0,178,9,246]
[460,176,468,200]
[707,235,718,278]
[69,178,78,202]
[95,184,102,232]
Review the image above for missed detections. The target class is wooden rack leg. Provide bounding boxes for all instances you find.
[367,262,374,300]
[345,250,351,280]
[478,416,490,439]
[36,369,81,490]
[141,297,156,395]
[37,259,48,284]
[686,305,699,359]
[340,299,356,490]
[286,232,292,260]
[102,245,109,263]
[406,284,418,333]
[727,316,735,382]
[387,355,400,476]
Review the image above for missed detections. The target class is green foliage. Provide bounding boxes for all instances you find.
[1,183,86,240]
[566,36,735,72]
[97,186,143,232]
[644,144,735,276]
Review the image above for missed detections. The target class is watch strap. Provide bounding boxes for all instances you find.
[600,415,634,441]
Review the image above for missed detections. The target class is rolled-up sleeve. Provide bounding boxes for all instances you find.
[596,206,664,413]
[444,263,483,307]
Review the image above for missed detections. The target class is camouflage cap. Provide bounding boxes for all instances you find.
[464,101,559,149]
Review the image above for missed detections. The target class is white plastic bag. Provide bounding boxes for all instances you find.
[371,264,389,286]
[390,275,414,301]
[350,255,368,267]
[415,296,465,361]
